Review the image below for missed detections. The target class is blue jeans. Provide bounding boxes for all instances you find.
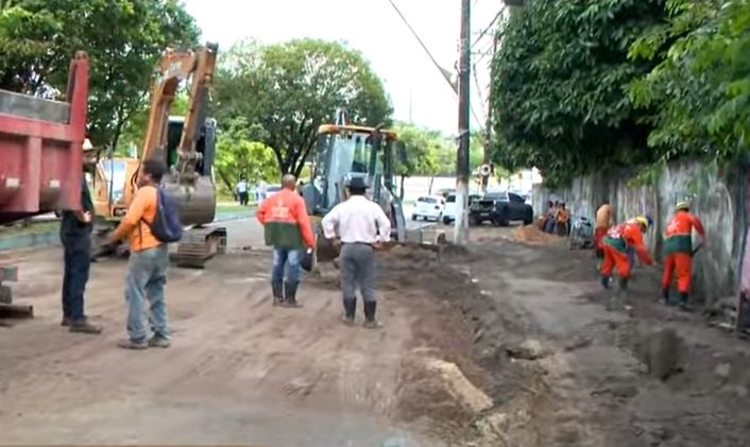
[272,248,301,285]
[61,231,91,322]
[126,245,169,342]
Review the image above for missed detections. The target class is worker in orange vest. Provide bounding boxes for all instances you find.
[661,202,706,310]
[600,216,654,290]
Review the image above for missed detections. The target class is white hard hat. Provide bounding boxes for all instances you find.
[82,138,94,151]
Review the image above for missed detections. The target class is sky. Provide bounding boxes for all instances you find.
[182,0,503,135]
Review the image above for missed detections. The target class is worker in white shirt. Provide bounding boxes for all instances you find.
[322,176,391,328]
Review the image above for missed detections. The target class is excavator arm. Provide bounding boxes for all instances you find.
[140,43,218,185]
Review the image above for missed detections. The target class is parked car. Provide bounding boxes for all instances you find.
[469,191,533,226]
[442,193,482,225]
[411,195,445,221]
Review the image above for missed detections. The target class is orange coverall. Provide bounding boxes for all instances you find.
[600,222,653,286]
[661,211,705,296]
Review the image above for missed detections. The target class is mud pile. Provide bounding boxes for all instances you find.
[511,225,559,245]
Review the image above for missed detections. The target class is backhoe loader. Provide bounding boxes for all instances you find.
[91,43,226,268]
[301,108,408,262]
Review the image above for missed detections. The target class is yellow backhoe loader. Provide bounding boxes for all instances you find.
[301,108,409,262]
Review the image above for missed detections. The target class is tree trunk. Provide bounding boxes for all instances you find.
[428,176,435,194]
[215,168,235,198]
[399,175,406,200]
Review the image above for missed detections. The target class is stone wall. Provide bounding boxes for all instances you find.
[532,161,746,305]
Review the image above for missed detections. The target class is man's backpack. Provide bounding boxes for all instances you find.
[149,187,183,243]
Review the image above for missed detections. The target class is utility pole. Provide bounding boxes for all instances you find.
[481,34,498,192]
[454,0,471,245]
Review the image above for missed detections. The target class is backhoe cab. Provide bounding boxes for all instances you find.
[302,109,408,262]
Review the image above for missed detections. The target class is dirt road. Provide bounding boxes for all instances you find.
[1,220,748,446]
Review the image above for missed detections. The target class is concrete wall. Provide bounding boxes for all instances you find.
[532,161,746,305]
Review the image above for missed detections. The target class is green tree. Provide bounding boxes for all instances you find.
[392,122,442,198]
[214,116,278,195]
[629,0,750,164]
[0,0,200,150]
[213,38,393,176]
[490,0,665,187]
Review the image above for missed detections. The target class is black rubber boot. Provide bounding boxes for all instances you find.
[283,281,302,308]
[271,281,284,306]
[662,288,670,305]
[600,275,611,289]
[342,298,356,325]
[619,277,629,290]
[679,292,692,312]
[363,301,381,329]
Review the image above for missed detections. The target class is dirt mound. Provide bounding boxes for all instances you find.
[511,225,559,245]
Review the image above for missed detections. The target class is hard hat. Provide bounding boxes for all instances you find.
[634,216,650,229]
[675,201,690,212]
[82,138,94,152]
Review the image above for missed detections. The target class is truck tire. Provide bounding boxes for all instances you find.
[523,209,533,225]
[497,207,510,226]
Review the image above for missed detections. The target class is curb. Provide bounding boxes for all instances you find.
[0,212,255,253]
[0,231,60,252]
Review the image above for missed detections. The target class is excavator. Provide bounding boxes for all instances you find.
[91,43,226,268]
[301,109,408,262]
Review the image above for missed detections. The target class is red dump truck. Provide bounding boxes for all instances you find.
[0,52,90,318]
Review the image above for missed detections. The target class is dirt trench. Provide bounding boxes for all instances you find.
[1,226,748,446]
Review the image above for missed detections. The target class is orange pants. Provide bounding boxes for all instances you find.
[661,253,692,293]
[600,244,630,279]
[594,228,608,249]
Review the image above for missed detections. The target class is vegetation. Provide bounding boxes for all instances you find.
[0,0,200,150]
[213,39,393,177]
[490,0,750,187]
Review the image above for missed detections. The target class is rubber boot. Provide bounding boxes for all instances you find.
[363,301,381,329]
[342,298,356,326]
[271,281,284,306]
[283,281,302,308]
[600,275,611,289]
[662,288,671,305]
[678,292,692,312]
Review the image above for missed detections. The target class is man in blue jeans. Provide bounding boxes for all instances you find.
[256,174,315,306]
[107,159,171,349]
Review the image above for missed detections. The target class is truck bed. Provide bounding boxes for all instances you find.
[0,53,90,226]
[0,90,70,123]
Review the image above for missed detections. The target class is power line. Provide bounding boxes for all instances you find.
[385,0,483,128]
[470,6,506,52]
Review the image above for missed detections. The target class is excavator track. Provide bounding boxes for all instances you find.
[170,226,227,268]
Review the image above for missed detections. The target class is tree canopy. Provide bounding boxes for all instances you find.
[490,0,666,187]
[213,38,393,176]
[629,0,750,164]
[1,0,200,150]
[490,0,750,186]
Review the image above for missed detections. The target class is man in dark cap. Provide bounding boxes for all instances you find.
[321,176,391,328]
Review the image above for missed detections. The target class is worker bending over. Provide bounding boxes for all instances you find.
[322,176,391,328]
[600,216,654,290]
[661,202,706,310]
[256,174,315,307]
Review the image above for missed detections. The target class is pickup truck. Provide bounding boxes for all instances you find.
[469,191,534,226]
[0,52,90,316]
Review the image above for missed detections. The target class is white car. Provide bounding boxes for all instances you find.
[443,193,482,224]
[411,195,445,221]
